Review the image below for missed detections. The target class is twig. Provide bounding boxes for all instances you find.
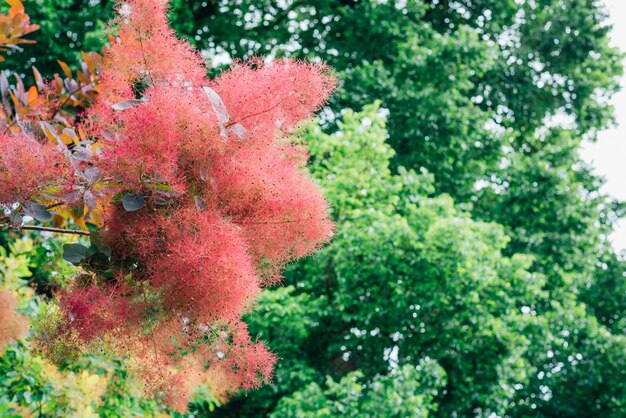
[8,225,90,236]
[136,30,153,85]
[225,92,296,128]
[236,216,313,225]
[49,83,89,121]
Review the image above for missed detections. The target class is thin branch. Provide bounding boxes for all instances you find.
[0,96,15,134]
[45,202,64,210]
[2,113,16,135]
[235,216,313,225]
[49,83,89,121]
[8,224,90,236]
[136,29,153,85]
[225,92,296,128]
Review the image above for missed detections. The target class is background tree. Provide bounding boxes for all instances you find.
[214,105,626,417]
[0,0,110,80]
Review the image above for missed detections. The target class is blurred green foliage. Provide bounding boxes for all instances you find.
[272,361,446,418]
[215,104,626,417]
[0,0,110,81]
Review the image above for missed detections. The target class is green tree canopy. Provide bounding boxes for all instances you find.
[213,105,626,417]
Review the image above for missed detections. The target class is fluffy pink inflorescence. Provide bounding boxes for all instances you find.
[213,58,335,142]
[93,84,224,194]
[210,144,334,282]
[0,291,29,352]
[0,132,71,205]
[104,204,260,321]
[36,0,336,411]
[57,282,137,341]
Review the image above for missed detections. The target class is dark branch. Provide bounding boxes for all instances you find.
[8,224,90,236]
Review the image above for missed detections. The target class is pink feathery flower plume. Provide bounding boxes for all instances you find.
[26,0,336,410]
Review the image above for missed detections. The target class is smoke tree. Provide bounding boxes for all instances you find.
[0,0,334,409]
[0,0,42,361]
[0,291,27,352]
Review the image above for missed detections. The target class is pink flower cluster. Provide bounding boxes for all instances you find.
[0,132,70,205]
[32,0,335,410]
[0,291,28,353]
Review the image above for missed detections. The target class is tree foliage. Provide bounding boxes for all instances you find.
[215,105,626,417]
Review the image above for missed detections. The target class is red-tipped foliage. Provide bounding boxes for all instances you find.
[104,204,260,321]
[0,291,28,352]
[210,144,334,283]
[0,132,70,205]
[213,58,335,140]
[28,0,335,411]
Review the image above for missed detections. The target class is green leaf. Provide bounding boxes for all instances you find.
[89,229,103,246]
[62,243,89,264]
[87,252,110,272]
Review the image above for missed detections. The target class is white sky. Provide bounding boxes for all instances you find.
[581,0,626,251]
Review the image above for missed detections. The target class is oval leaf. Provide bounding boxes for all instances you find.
[8,211,23,226]
[203,86,229,125]
[194,195,208,211]
[33,205,52,222]
[229,123,247,139]
[81,167,101,183]
[63,243,89,264]
[84,190,97,210]
[24,202,52,222]
[112,98,146,111]
[122,193,145,212]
